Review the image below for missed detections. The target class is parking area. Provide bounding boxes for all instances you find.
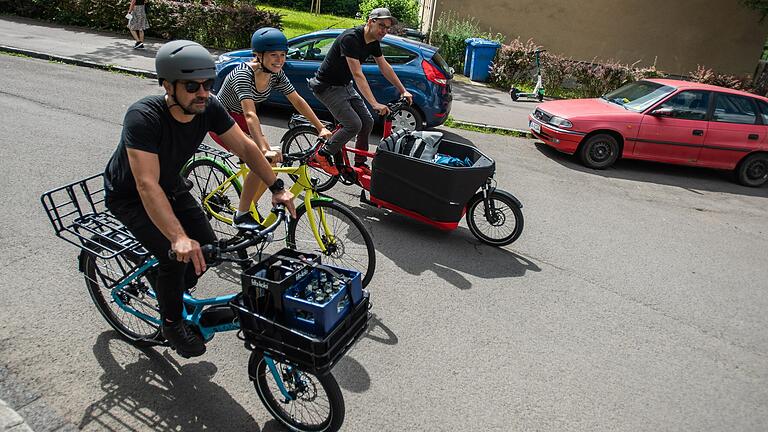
[2,54,768,431]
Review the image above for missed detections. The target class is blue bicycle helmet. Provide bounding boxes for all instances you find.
[251,27,288,53]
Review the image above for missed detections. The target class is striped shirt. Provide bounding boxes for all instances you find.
[215,62,295,113]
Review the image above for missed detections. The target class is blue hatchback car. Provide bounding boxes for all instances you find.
[213,29,453,130]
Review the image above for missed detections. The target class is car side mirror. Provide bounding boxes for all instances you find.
[650,107,674,117]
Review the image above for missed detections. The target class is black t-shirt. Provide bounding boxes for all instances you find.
[315,26,382,86]
[104,95,235,200]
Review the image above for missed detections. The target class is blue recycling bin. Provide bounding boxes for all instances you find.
[463,38,478,76]
[465,38,501,82]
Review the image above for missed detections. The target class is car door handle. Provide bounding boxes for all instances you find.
[692,129,704,136]
[748,134,759,140]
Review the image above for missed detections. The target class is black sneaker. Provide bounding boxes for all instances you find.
[137,42,145,49]
[162,320,206,358]
[232,211,263,231]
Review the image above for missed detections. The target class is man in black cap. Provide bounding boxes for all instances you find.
[308,7,413,177]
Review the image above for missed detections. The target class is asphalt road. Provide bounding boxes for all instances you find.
[2,53,768,431]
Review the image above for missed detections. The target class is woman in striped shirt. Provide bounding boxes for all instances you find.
[213,27,332,230]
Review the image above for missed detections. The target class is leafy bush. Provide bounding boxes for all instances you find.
[688,65,755,93]
[0,0,281,50]
[359,0,420,27]
[490,37,668,98]
[429,11,502,73]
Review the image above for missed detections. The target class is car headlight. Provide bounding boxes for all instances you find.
[549,116,573,129]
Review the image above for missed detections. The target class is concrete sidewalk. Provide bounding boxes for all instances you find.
[0,15,537,133]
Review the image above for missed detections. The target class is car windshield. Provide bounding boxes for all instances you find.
[602,81,676,112]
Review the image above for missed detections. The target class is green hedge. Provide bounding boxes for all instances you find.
[0,0,282,50]
[489,37,761,98]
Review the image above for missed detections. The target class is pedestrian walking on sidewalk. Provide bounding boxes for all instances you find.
[127,0,150,49]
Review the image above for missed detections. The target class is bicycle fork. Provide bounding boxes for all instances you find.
[264,354,303,402]
[480,181,500,224]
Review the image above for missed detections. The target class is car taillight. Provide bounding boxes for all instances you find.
[422,60,447,86]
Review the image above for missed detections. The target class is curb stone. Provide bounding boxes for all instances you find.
[0,399,33,432]
[0,45,157,79]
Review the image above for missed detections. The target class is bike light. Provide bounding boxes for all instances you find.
[549,116,573,128]
[422,60,447,86]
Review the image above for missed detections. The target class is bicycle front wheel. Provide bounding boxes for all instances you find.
[82,248,162,346]
[250,352,345,432]
[182,158,241,239]
[465,190,524,246]
[281,126,338,193]
[288,200,376,288]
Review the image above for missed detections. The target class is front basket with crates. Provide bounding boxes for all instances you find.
[232,248,371,376]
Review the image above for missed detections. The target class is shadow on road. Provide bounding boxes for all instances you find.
[348,204,540,290]
[80,332,261,431]
[534,142,768,198]
[75,41,157,63]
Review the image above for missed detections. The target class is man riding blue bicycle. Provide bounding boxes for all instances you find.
[103,40,296,358]
[309,7,413,177]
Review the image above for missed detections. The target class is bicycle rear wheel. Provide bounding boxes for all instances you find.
[288,200,376,288]
[281,126,338,193]
[82,246,162,346]
[250,352,344,432]
[465,190,524,246]
[182,158,241,239]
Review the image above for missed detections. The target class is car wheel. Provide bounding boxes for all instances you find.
[578,133,620,169]
[391,105,423,131]
[736,153,768,187]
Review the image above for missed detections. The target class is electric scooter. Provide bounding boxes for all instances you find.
[510,49,546,102]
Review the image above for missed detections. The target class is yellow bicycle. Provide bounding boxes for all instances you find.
[181,141,376,287]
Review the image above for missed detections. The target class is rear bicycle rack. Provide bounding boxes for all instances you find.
[40,173,145,259]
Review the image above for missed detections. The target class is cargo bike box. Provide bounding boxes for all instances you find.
[370,139,495,224]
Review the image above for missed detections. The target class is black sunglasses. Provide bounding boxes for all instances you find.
[181,79,215,93]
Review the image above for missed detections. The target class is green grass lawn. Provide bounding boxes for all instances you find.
[262,6,362,39]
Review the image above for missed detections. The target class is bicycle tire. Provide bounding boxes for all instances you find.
[82,242,162,347]
[281,126,338,193]
[287,200,376,288]
[465,190,524,246]
[182,158,242,239]
[250,352,345,432]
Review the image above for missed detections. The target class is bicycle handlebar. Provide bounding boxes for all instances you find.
[168,205,289,264]
[282,137,327,164]
[385,98,410,119]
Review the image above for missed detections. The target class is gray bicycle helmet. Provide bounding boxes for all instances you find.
[251,27,288,53]
[155,40,216,85]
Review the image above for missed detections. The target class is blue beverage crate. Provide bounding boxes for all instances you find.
[241,248,320,313]
[282,266,363,337]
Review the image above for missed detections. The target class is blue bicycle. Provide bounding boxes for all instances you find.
[41,174,370,432]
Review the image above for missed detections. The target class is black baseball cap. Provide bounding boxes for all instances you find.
[369,7,398,24]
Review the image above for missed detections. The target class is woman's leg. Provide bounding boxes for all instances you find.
[129,29,140,43]
[238,171,267,213]
[138,30,144,43]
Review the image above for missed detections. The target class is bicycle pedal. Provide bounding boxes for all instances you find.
[338,166,357,185]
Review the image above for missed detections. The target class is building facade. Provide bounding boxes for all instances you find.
[420,0,768,76]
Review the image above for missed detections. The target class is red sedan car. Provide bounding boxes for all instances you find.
[529,79,768,186]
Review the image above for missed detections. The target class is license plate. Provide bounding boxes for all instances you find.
[529,120,541,133]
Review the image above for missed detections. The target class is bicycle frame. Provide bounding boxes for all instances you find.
[197,159,336,254]
[107,255,299,401]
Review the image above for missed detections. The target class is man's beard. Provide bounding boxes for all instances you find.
[183,96,209,114]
